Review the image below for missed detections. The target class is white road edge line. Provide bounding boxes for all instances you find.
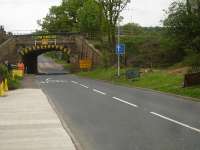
[79,84,89,89]
[93,89,106,95]
[71,81,78,84]
[112,97,138,108]
[150,112,200,133]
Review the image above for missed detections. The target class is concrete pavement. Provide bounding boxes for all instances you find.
[0,89,76,150]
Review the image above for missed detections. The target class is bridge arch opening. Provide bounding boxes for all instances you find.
[19,45,70,74]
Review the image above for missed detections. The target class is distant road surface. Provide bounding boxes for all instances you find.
[38,55,68,74]
[37,55,200,150]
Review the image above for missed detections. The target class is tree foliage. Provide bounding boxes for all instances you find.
[39,0,130,51]
[78,0,101,34]
[98,0,130,49]
[39,0,85,32]
[164,0,200,53]
[38,5,71,32]
[122,23,143,35]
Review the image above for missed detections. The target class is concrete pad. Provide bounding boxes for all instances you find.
[0,89,76,150]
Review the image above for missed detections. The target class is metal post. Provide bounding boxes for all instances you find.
[117,54,120,77]
[117,20,120,77]
[55,39,57,45]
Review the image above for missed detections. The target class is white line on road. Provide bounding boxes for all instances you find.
[71,81,78,84]
[79,84,89,89]
[56,80,60,83]
[62,80,68,83]
[112,97,138,108]
[45,78,52,82]
[93,89,107,95]
[150,112,200,133]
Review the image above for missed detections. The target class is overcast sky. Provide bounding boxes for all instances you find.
[0,0,174,33]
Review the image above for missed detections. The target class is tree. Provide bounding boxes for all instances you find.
[39,5,73,32]
[39,0,85,33]
[99,0,130,50]
[122,23,143,35]
[164,0,200,53]
[62,0,85,30]
[78,0,102,36]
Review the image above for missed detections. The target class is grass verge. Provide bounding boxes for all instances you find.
[77,68,200,101]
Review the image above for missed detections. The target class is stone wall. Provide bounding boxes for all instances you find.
[0,26,6,44]
[0,38,19,63]
[75,36,102,68]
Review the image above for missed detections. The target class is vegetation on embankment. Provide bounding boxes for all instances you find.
[77,68,200,101]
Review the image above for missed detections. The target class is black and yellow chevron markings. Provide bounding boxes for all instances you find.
[19,45,69,56]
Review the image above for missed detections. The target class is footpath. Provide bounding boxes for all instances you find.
[0,88,76,150]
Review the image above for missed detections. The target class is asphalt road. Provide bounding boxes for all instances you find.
[38,55,68,74]
[37,56,200,150]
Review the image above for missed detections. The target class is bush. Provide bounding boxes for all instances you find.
[8,78,21,90]
[0,64,10,79]
[183,53,200,66]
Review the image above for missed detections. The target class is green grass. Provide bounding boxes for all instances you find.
[77,68,200,101]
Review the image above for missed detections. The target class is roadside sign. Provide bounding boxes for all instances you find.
[41,39,49,45]
[79,59,92,69]
[116,44,125,55]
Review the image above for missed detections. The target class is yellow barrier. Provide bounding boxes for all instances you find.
[12,69,24,79]
[3,79,8,91]
[0,82,5,96]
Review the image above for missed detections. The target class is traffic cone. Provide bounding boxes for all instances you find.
[3,79,8,91]
[0,82,5,96]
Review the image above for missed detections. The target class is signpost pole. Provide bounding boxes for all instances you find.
[117,20,120,77]
[117,54,120,77]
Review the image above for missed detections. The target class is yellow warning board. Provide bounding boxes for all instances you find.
[42,39,49,45]
[79,59,92,69]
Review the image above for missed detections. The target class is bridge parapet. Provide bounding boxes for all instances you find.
[15,34,76,47]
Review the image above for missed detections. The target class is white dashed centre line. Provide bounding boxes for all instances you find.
[93,89,107,95]
[71,81,78,84]
[79,84,89,89]
[150,112,200,133]
[112,97,138,108]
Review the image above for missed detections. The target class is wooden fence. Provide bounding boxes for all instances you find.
[184,72,200,87]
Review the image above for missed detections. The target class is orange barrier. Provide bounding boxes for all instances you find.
[17,63,25,76]
[17,63,25,71]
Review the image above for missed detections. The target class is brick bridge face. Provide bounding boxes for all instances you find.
[0,33,101,74]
